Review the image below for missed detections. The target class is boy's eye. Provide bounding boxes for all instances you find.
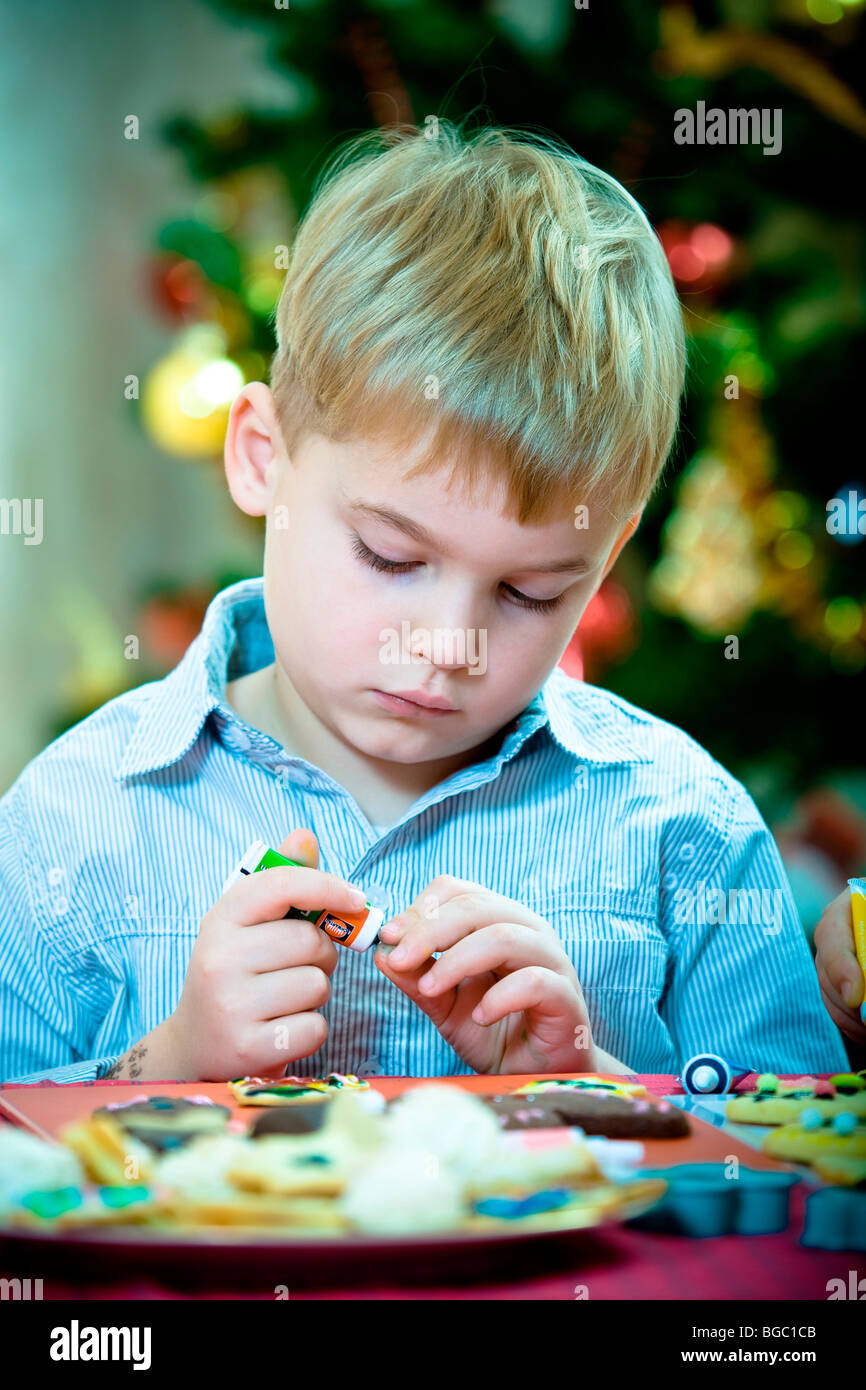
[351,533,417,576]
[349,533,567,614]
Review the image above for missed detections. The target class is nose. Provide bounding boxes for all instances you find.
[409,586,485,672]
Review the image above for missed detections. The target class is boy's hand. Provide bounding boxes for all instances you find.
[814,887,866,1044]
[167,829,362,1080]
[374,875,597,1075]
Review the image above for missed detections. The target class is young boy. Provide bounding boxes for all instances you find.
[0,122,848,1084]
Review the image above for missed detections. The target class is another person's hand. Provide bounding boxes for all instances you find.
[166,828,364,1079]
[814,887,866,1045]
[374,874,596,1075]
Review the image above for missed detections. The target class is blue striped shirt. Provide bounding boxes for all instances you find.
[0,576,848,1083]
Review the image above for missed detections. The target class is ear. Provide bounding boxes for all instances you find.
[600,508,644,582]
[224,382,285,517]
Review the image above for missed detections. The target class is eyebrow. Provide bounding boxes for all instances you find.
[344,500,592,575]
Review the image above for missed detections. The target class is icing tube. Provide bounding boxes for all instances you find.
[848,877,866,1024]
[222,839,384,952]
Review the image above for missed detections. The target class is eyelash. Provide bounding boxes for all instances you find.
[350,534,568,614]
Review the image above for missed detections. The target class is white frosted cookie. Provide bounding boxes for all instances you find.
[462,1136,603,1201]
[383,1084,503,1182]
[338,1145,466,1234]
[152,1133,254,1200]
[0,1126,84,1213]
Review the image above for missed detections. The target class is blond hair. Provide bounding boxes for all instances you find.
[270,120,686,525]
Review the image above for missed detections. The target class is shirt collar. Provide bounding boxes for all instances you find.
[114,576,651,781]
[113,577,270,782]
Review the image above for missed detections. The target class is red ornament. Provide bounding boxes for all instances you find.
[558,580,637,683]
[144,253,211,324]
[657,219,736,296]
[137,588,212,669]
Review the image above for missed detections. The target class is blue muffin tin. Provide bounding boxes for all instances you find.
[629,1163,801,1237]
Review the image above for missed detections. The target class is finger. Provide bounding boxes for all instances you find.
[473,966,584,1042]
[252,964,332,1022]
[248,1011,329,1070]
[374,944,491,1029]
[816,953,853,1014]
[414,922,575,997]
[813,964,866,1043]
[380,892,551,970]
[223,863,367,927]
[277,827,319,869]
[816,956,865,1039]
[241,919,339,976]
[814,890,863,1005]
[376,875,493,943]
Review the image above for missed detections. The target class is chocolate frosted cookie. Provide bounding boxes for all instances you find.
[482,1091,690,1138]
[92,1096,231,1153]
[249,1104,328,1139]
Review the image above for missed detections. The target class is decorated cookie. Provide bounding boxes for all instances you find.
[160,1189,350,1231]
[463,1136,603,1200]
[57,1115,156,1186]
[151,1133,257,1203]
[228,1092,386,1196]
[512,1076,647,1099]
[338,1146,467,1233]
[726,1071,866,1126]
[383,1085,503,1183]
[227,1136,355,1198]
[92,1095,231,1152]
[0,1125,85,1214]
[10,1183,159,1230]
[763,1113,866,1186]
[227,1073,371,1106]
[482,1091,690,1139]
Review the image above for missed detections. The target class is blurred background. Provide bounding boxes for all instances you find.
[1,0,864,972]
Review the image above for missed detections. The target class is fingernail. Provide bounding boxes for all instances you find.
[472,1008,486,1025]
[390,945,407,964]
[349,888,367,908]
[844,981,862,1010]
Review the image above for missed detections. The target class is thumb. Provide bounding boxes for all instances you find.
[276,827,319,869]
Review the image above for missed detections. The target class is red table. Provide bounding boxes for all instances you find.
[0,1073,860,1300]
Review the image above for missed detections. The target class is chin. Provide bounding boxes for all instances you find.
[354,721,450,762]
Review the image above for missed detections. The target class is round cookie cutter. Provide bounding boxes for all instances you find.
[628,1162,801,1236]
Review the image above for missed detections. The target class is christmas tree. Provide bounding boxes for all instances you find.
[80,0,866,832]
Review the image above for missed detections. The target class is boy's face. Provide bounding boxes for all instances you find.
[225,384,641,768]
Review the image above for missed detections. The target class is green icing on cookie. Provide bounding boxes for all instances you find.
[829,1073,866,1093]
[19,1186,83,1219]
[99,1186,151,1207]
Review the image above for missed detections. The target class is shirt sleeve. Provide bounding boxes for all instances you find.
[659,777,850,1076]
[0,781,122,1084]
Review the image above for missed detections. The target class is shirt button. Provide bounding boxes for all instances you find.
[275,763,312,787]
[355,1057,385,1077]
